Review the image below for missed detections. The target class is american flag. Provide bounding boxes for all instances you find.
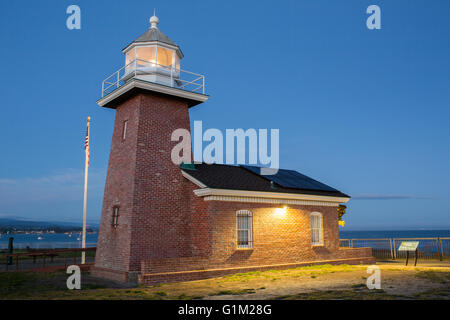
[85,117,90,167]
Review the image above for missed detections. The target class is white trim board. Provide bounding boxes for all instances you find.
[203,195,341,207]
[195,188,349,204]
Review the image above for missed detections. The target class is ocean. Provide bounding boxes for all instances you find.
[339,230,450,239]
[1,230,449,250]
[0,233,98,250]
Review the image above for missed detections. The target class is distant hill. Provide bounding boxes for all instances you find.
[0,218,98,233]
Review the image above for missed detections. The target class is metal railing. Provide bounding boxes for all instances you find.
[340,238,394,260]
[440,237,450,259]
[341,237,449,261]
[393,238,440,260]
[0,241,97,250]
[0,247,96,272]
[101,58,206,97]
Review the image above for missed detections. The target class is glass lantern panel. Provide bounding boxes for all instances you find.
[175,55,180,71]
[136,46,156,66]
[157,47,173,67]
[125,49,135,65]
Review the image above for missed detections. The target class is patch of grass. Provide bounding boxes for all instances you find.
[415,271,450,284]
[218,264,358,283]
[211,290,233,296]
[3,264,448,300]
[209,288,256,296]
[413,289,450,300]
[0,272,33,295]
[220,271,262,282]
[175,293,205,300]
[275,289,397,300]
[0,271,69,298]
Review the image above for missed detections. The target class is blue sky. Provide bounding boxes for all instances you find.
[0,0,449,229]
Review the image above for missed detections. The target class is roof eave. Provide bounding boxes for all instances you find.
[194,188,350,204]
[181,170,350,204]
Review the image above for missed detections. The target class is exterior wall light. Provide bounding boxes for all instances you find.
[274,206,287,216]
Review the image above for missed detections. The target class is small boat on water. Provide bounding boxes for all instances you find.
[37,236,43,240]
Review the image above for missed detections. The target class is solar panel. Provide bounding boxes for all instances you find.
[241,165,339,192]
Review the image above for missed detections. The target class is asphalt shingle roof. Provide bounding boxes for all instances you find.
[182,164,349,198]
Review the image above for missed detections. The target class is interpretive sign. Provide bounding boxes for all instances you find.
[398,241,419,251]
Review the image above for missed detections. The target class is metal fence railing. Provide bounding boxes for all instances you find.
[339,239,351,248]
[340,238,394,260]
[0,242,97,250]
[101,58,206,97]
[393,238,440,260]
[341,237,448,261]
[439,237,450,260]
[0,247,96,272]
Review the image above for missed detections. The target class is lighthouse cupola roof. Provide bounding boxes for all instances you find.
[123,13,183,58]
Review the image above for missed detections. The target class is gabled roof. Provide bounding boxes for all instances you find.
[181,164,350,199]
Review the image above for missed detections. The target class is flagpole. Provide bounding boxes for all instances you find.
[82,116,90,264]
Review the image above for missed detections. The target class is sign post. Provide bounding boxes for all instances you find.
[398,241,419,266]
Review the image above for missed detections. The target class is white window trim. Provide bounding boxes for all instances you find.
[310,212,323,246]
[236,210,253,249]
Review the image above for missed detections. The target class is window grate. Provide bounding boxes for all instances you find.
[311,212,323,246]
[236,210,253,249]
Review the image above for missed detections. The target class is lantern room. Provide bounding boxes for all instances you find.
[98,13,207,108]
[122,14,183,87]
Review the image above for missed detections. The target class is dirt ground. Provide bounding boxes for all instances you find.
[1,262,449,300]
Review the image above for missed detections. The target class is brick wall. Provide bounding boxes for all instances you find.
[139,198,375,284]
[93,91,374,284]
[93,95,140,276]
[93,92,194,279]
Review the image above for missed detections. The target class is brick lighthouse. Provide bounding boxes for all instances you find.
[92,14,208,283]
[93,13,373,285]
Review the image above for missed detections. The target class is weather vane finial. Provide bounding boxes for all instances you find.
[150,9,159,29]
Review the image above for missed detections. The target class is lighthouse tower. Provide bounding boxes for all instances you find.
[93,14,208,283]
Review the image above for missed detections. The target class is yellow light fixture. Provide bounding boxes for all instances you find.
[338,220,346,227]
[274,206,287,216]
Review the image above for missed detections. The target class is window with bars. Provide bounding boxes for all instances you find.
[311,212,323,246]
[112,206,119,228]
[236,210,253,249]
